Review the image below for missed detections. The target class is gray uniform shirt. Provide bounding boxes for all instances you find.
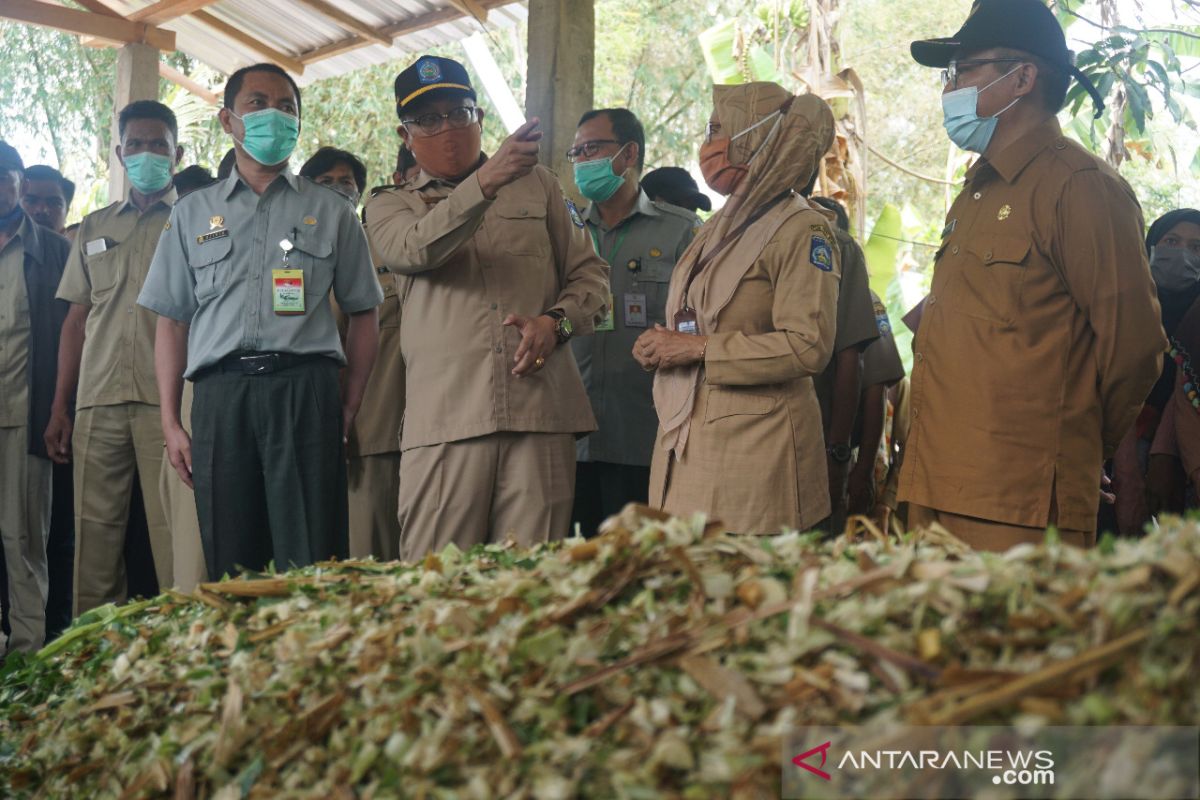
[570,190,697,466]
[138,170,382,377]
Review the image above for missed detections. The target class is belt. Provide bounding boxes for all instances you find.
[197,351,333,378]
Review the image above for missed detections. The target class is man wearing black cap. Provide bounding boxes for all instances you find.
[641,167,712,215]
[365,56,609,558]
[898,0,1165,550]
[0,140,71,653]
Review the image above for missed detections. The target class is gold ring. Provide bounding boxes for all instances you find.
[535,356,545,368]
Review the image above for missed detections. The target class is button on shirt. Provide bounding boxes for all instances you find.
[572,190,697,465]
[897,119,1165,531]
[56,191,175,408]
[138,171,383,376]
[364,165,609,450]
[0,218,31,427]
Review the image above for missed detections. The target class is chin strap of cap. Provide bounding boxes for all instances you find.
[1068,65,1106,119]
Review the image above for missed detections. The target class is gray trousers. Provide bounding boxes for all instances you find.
[0,426,50,653]
[191,359,348,580]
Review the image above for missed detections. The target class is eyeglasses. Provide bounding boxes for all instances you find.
[401,106,479,136]
[566,139,620,163]
[704,122,721,143]
[940,58,1025,90]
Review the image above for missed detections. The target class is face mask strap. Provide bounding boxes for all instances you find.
[731,109,783,143]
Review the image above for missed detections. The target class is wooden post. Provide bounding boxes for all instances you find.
[109,43,160,202]
[524,0,594,202]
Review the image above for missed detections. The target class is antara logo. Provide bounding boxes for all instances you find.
[792,741,833,781]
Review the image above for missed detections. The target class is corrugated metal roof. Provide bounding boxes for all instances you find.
[98,0,526,84]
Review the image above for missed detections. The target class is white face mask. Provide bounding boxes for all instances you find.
[1151,245,1200,293]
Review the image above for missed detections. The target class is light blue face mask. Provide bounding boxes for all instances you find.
[231,108,300,166]
[123,152,173,194]
[941,65,1022,153]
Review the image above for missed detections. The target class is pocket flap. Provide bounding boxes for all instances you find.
[704,389,776,422]
[969,234,1030,266]
[495,203,548,221]
[189,237,232,268]
[293,230,333,258]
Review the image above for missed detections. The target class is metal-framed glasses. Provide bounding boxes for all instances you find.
[566,139,620,162]
[704,121,721,143]
[401,106,479,136]
[940,58,1025,90]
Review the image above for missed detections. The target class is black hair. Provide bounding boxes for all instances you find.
[578,108,646,171]
[24,164,75,208]
[223,63,302,118]
[172,164,216,196]
[216,148,237,180]
[396,144,416,176]
[118,100,179,145]
[1147,209,1200,257]
[299,147,368,194]
[811,196,851,233]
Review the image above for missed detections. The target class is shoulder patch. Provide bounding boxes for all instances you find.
[809,234,834,272]
[873,299,892,336]
[566,199,585,229]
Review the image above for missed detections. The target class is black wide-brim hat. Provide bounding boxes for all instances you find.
[911,0,1105,116]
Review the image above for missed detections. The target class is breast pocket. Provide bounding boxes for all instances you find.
[492,204,549,256]
[379,275,400,329]
[637,256,675,325]
[85,247,122,301]
[291,229,335,299]
[952,234,1031,326]
[188,237,233,302]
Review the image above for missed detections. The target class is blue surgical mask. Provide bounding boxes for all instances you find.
[574,143,628,202]
[231,108,300,166]
[941,65,1022,153]
[124,152,173,194]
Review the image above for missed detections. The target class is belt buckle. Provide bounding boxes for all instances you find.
[239,354,277,375]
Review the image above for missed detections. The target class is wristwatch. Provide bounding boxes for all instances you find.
[827,443,852,464]
[544,309,574,344]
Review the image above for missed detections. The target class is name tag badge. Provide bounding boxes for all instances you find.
[674,307,699,335]
[196,229,230,245]
[595,292,615,332]
[84,238,110,256]
[624,292,648,328]
[272,269,305,315]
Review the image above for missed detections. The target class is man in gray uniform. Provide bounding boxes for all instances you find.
[568,108,698,536]
[138,63,382,579]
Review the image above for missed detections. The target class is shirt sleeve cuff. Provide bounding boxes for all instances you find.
[136,295,192,323]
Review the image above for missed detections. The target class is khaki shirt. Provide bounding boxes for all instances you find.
[0,218,31,427]
[336,266,405,457]
[898,119,1165,531]
[56,191,175,409]
[571,191,697,466]
[138,171,383,377]
[813,226,879,424]
[364,165,609,450]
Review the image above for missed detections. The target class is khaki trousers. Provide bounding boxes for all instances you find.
[907,504,1096,551]
[73,403,172,614]
[347,452,402,561]
[159,383,206,593]
[0,426,51,653]
[398,432,575,562]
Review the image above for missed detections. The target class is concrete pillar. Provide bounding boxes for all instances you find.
[108,43,160,202]
[524,0,594,202]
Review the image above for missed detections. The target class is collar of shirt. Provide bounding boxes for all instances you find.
[584,186,660,231]
[117,186,178,216]
[966,117,1064,187]
[0,211,32,257]
[220,167,301,200]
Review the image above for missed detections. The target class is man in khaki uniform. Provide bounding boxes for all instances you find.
[45,101,181,613]
[365,56,609,559]
[0,140,71,653]
[900,0,1165,549]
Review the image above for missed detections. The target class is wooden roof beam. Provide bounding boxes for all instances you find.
[300,0,512,65]
[192,9,305,75]
[292,0,390,47]
[1,0,176,50]
[159,62,219,104]
[130,0,221,25]
[446,0,489,23]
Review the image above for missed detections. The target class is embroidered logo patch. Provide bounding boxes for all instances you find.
[418,59,441,84]
[566,199,585,229]
[997,204,1012,221]
[874,299,891,335]
[810,235,834,271]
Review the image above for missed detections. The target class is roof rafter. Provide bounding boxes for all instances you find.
[1,0,176,49]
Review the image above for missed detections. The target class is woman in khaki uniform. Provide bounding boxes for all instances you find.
[634,83,841,534]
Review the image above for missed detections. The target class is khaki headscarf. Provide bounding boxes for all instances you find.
[653,83,836,455]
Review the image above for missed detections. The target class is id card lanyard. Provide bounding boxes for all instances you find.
[273,235,305,315]
[589,224,631,333]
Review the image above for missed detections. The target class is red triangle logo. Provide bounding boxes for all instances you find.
[792,741,833,781]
